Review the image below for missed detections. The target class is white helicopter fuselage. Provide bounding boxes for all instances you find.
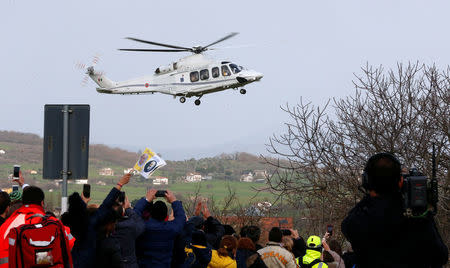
[88,54,263,103]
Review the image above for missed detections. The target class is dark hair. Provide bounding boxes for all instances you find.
[292,236,306,258]
[0,191,11,214]
[223,224,236,236]
[329,240,342,256]
[66,192,90,242]
[240,225,248,237]
[97,208,120,228]
[237,237,255,251]
[151,200,168,221]
[323,251,335,263]
[22,186,44,205]
[192,230,207,246]
[245,225,261,244]
[268,227,283,243]
[218,235,237,257]
[364,153,401,195]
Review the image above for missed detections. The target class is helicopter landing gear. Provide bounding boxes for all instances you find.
[179,97,186,103]
[240,88,247,94]
[194,99,201,106]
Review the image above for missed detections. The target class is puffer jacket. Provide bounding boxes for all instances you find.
[208,250,237,268]
[135,199,186,268]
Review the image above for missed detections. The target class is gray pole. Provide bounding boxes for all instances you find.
[61,105,69,213]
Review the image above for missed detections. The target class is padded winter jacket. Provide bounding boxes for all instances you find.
[135,199,186,268]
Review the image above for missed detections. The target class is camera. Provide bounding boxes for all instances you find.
[401,168,438,218]
[155,190,167,197]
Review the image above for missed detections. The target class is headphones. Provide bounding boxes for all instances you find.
[362,152,401,191]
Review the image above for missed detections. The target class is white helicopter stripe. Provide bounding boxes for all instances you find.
[108,78,239,90]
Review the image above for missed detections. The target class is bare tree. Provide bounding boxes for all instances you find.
[264,62,449,244]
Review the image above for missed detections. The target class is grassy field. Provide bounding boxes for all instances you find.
[44,180,274,209]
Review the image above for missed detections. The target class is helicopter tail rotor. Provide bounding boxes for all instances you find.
[75,53,106,87]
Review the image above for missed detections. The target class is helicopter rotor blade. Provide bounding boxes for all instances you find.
[125,37,191,50]
[202,32,239,50]
[119,48,190,52]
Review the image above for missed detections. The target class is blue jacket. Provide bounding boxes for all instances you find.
[135,198,186,268]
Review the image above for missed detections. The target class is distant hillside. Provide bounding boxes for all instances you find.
[0,131,279,182]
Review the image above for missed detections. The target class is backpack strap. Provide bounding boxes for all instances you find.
[302,258,321,268]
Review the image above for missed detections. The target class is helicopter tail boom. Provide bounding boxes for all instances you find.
[87,66,116,89]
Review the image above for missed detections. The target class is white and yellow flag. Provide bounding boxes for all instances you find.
[133,148,166,179]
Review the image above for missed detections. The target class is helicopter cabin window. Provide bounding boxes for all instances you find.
[212,67,219,78]
[229,64,242,74]
[190,71,199,82]
[200,69,209,80]
[221,65,231,76]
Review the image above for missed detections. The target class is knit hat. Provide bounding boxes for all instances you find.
[9,191,22,202]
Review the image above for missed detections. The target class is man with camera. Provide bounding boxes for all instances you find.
[341,153,448,267]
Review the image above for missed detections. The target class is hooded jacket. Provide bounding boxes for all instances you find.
[208,249,237,268]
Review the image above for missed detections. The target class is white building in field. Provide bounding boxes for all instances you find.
[240,172,254,182]
[99,168,114,176]
[153,177,168,185]
[185,172,202,182]
[75,179,88,185]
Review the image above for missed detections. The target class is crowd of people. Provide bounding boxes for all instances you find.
[0,152,448,268]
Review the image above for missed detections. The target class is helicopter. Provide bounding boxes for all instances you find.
[87,33,263,105]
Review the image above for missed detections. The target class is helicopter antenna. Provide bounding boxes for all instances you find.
[119,32,239,54]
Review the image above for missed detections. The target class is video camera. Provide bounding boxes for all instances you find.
[401,145,439,218]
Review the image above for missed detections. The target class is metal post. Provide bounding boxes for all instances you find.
[61,105,69,213]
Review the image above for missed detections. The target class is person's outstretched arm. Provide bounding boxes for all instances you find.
[166,190,186,233]
[134,189,156,217]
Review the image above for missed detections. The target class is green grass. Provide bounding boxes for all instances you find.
[44,180,274,208]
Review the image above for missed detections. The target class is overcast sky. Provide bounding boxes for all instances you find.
[1,0,450,160]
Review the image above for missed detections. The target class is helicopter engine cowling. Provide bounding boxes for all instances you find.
[155,64,173,74]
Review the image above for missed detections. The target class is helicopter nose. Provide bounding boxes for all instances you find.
[237,70,263,83]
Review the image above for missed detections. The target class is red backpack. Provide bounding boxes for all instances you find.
[8,214,72,268]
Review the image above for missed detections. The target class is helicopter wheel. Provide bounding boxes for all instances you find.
[179,97,186,103]
[194,99,201,106]
[240,88,247,94]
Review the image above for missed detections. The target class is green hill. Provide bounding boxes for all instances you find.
[0,131,278,206]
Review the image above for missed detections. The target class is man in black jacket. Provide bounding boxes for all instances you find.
[341,153,448,267]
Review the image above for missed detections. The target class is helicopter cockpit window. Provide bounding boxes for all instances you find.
[229,64,242,74]
[221,65,231,76]
[190,71,199,82]
[200,69,209,80]
[212,67,219,78]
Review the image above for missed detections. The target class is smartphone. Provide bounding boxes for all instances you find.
[83,184,91,198]
[12,185,19,192]
[327,224,333,236]
[13,165,20,179]
[155,190,167,197]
